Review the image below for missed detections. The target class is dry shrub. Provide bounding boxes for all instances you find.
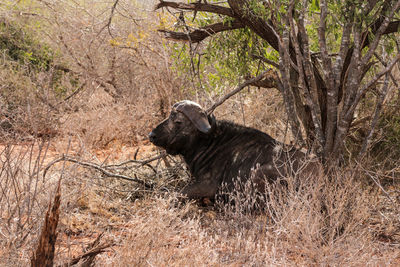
[0,138,129,265]
[0,0,289,147]
[60,95,148,148]
[34,0,185,148]
[263,169,373,265]
[0,138,112,266]
[0,23,64,140]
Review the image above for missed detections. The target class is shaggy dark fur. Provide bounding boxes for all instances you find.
[149,100,313,199]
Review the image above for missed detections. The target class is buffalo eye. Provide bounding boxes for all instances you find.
[170,112,184,124]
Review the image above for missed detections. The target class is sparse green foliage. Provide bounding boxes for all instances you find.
[0,20,54,70]
[0,17,75,138]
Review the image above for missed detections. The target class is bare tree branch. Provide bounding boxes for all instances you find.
[251,54,279,69]
[318,0,333,87]
[332,24,363,158]
[327,15,353,154]
[333,52,400,157]
[207,70,277,114]
[63,82,86,102]
[228,0,280,51]
[318,0,335,128]
[105,152,167,168]
[374,52,399,87]
[158,20,244,43]
[279,13,304,145]
[155,1,235,17]
[340,16,400,97]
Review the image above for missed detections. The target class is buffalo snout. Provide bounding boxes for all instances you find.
[148,131,156,143]
[149,119,169,147]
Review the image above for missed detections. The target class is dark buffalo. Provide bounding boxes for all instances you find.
[149,100,315,199]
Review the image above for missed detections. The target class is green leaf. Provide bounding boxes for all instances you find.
[311,0,320,12]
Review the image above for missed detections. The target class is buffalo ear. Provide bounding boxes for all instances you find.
[173,100,212,134]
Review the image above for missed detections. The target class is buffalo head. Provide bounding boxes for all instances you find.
[149,100,215,155]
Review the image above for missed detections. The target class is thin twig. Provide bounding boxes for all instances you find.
[373,52,399,87]
[207,70,274,114]
[357,162,396,204]
[97,0,120,38]
[105,151,167,168]
[63,82,86,102]
[365,171,396,204]
[251,54,279,69]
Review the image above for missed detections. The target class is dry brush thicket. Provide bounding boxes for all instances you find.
[0,1,400,266]
[1,0,185,147]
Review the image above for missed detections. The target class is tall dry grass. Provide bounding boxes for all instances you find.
[107,166,399,266]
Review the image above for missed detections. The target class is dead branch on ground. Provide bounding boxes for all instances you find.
[43,155,162,190]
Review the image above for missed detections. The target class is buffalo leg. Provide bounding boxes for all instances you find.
[181,180,219,199]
